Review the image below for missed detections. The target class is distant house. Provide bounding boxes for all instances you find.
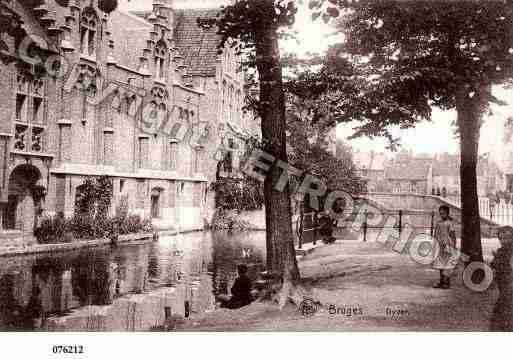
[384,151,433,194]
[357,148,506,196]
[352,150,388,192]
[431,153,506,197]
[480,156,507,196]
[431,153,460,196]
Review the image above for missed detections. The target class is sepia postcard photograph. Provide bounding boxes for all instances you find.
[0,0,512,356]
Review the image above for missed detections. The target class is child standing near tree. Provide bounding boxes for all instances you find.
[433,205,458,289]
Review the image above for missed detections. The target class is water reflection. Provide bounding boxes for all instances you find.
[0,230,265,331]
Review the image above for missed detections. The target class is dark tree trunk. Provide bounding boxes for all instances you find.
[455,85,487,263]
[254,1,300,281]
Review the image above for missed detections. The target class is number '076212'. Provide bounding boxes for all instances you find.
[52,345,84,354]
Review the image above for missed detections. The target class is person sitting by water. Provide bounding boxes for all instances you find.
[219,264,253,309]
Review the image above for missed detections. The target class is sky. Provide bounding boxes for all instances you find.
[281,3,513,161]
[122,1,513,162]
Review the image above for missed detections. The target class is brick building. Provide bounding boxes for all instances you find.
[431,153,506,197]
[0,0,253,242]
[376,150,505,196]
[352,150,388,192]
[384,152,433,194]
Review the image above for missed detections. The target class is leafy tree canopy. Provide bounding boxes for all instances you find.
[333,0,513,139]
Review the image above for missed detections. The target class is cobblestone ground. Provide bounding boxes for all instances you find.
[177,240,500,331]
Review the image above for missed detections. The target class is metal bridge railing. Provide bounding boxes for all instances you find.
[295,209,502,245]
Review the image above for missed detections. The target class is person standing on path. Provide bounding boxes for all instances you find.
[433,205,458,289]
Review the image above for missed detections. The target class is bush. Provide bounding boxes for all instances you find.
[35,173,154,244]
[113,214,153,235]
[36,216,72,244]
[35,214,154,244]
[75,176,113,218]
[211,176,264,211]
[211,210,253,232]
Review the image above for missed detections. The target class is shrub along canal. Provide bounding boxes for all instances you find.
[0,231,266,331]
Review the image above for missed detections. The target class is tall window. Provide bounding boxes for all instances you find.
[14,72,46,153]
[104,130,114,165]
[169,141,178,170]
[80,8,98,58]
[159,103,167,128]
[192,147,202,175]
[154,41,167,81]
[223,138,235,174]
[76,68,97,129]
[138,137,149,169]
[151,188,161,218]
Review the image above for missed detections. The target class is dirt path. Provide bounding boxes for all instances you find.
[176,241,499,331]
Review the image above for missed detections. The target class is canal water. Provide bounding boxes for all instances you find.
[0,231,266,331]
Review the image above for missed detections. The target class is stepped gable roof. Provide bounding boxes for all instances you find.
[385,158,431,181]
[14,1,59,53]
[432,154,459,176]
[173,8,221,77]
[109,10,152,71]
[432,154,500,177]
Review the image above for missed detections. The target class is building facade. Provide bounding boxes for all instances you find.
[375,150,506,196]
[0,0,251,242]
[431,153,506,198]
[383,151,433,194]
[352,150,387,192]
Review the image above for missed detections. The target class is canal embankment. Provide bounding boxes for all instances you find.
[0,232,154,257]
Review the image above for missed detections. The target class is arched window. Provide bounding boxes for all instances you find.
[150,187,163,219]
[149,86,168,125]
[126,94,137,115]
[80,8,98,58]
[158,103,167,125]
[76,67,97,119]
[147,101,159,124]
[154,40,167,81]
[14,71,47,153]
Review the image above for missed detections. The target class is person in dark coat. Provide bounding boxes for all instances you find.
[220,264,253,309]
[317,211,337,244]
[491,226,513,331]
